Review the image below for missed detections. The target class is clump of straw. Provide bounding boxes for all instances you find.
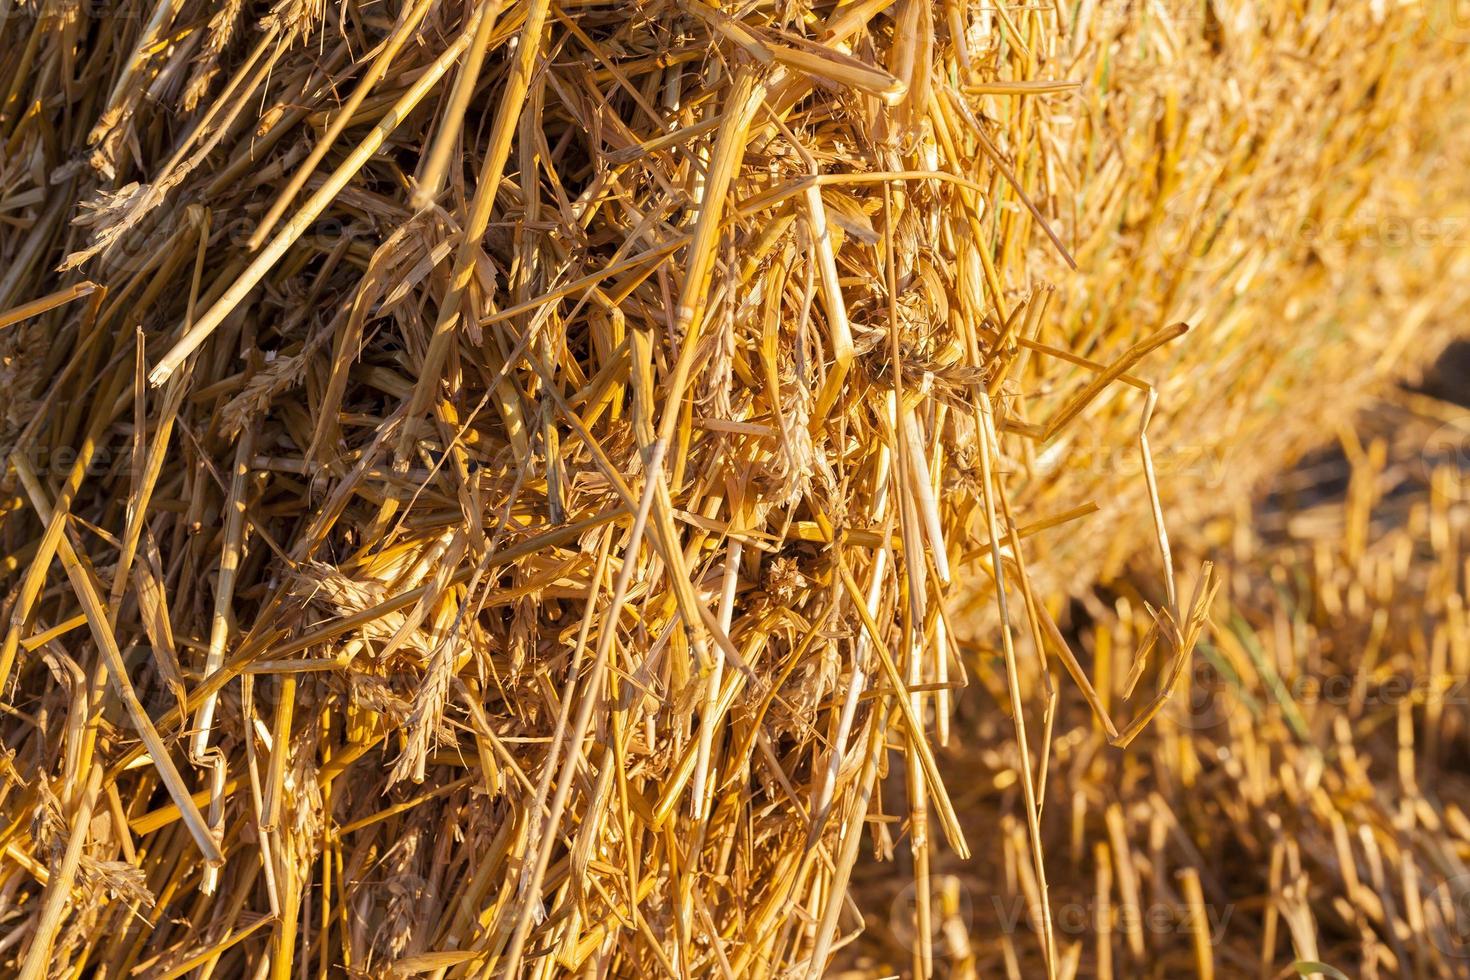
[0,0,1466,976]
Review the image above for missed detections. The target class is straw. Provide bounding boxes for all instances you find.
[1,0,1468,975]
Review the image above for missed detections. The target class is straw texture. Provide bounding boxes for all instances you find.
[0,0,1466,976]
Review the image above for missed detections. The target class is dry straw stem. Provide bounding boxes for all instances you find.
[0,0,1467,977]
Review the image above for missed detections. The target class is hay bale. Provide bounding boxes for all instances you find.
[1008,3,1470,602]
[0,0,1463,976]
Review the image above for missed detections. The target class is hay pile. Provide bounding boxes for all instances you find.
[0,0,1465,976]
[979,1,1470,600]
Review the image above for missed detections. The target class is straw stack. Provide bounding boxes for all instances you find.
[1004,2,1470,601]
[0,0,1464,976]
